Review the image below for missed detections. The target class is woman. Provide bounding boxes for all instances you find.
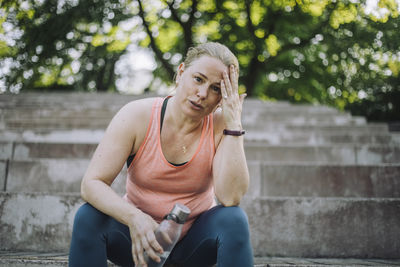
[69,42,253,267]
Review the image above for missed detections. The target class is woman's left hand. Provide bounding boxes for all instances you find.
[220,64,246,129]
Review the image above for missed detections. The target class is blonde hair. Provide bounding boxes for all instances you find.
[170,42,239,94]
[183,42,239,72]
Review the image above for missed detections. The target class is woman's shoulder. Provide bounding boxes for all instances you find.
[109,97,161,153]
[110,97,160,133]
[123,96,159,111]
[118,97,160,120]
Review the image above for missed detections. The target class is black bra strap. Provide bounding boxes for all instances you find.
[160,96,170,133]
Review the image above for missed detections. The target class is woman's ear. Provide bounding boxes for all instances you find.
[176,63,185,83]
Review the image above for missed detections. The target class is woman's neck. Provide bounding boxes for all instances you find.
[166,96,203,134]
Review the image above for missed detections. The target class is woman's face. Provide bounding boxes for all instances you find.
[175,56,227,118]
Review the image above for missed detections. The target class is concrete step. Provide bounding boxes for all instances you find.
[0,192,82,252]
[1,253,399,267]
[2,142,97,160]
[2,158,399,198]
[248,162,400,198]
[0,93,372,130]
[1,106,356,121]
[1,159,126,193]
[1,115,369,131]
[0,92,148,109]
[242,112,365,126]
[3,109,347,123]
[246,132,400,145]
[1,117,112,130]
[245,144,400,164]
[2,129,399,145]
[0,93,336,114]
[246,123,389,134]
[0,129,106,144]
[1,192,399,258]
[242,196,400,259]
[3,141,399,164]
[0,96,345,123]
[0,100,342,116]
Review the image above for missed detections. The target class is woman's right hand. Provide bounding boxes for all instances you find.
[128,210,163,267]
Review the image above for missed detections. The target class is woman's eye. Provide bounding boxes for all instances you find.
[194,76,202,82]
[211,86,220,93]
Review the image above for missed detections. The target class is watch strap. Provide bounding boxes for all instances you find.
[223,129,245,136]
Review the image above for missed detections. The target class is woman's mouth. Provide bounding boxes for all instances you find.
[189,100,203,110]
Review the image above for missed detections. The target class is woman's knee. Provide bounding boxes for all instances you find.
[72,203,108,235]
[69,203,112,266]
[212,205,250,236]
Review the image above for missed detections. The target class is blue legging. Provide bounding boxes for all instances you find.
[69,203,253,267]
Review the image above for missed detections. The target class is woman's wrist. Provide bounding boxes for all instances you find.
[122,204,142,226]
[225,121,242,131]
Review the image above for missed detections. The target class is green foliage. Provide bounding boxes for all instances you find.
[1,0,135,92]
[1,0,399,121]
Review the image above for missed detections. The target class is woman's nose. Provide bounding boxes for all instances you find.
[196,85,208,99]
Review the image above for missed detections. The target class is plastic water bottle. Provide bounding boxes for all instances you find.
[145,203,191,267]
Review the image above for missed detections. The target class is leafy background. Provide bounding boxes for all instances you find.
[1,0,399,122]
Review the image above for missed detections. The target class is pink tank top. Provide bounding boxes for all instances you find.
[124,97,216,237]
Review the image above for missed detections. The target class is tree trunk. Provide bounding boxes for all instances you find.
[243,57,260,97]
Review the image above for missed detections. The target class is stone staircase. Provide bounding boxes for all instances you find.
[1,92,400,266]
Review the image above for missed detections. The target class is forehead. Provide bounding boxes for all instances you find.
[187,56,228,78]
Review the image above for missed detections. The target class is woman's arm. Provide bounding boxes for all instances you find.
[212,65,249,206]
[213,131,249,206]
[80,98,162,266]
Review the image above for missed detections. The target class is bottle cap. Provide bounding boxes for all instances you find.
[169,203,191,224]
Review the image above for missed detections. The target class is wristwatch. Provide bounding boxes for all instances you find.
[223,129,246,136]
